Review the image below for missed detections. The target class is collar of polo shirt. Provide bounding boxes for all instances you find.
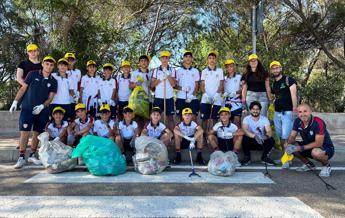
[150,120,160,128]
[300,115,314,129]
[87,74,96,78]
[208,66,217,71]
[159,65,171,71]
[122,120,133,125]
[121,73,131,79]
[221,120,231,128]
[182,121,192,126]
[103,77,111,81]
[139,69,149,73]
[39,70,53,79]
[182,65,192,70]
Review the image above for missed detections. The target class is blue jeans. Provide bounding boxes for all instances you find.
[274,111,294,140]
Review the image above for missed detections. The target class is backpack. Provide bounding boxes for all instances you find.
[285,75,301,104]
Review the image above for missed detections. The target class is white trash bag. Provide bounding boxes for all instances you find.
[38,132,77,173]
[133,136,169,175]
[208,150,238,176]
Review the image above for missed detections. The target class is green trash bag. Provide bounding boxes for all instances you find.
[71,135,126,176]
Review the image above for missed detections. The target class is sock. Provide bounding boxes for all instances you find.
[19,150,25,158]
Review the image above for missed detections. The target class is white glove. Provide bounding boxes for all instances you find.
[98,99,103,105]
[213,93,222,103]
[202,93,212,104]
[189,141,195,150]
[53,137,60,142]
[182,86,191,92]
[185,96,193,103]
[9,100,18,113]
[108,99,115,106]
[229,92,237,98]
[73,95,79,103]
[32,104,44,115]
[223,92,229,98]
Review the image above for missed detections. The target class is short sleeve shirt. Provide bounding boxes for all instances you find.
[213,121,238,139]
[152,65,176,99]
[200,67,224,96]
[74,116,94,134]
[243,115,270,136]
[21,70,57,110]
[66,69,81,92]
[18,60,42,79]
[176,67,200,99]
[51,73,74,104]
[241,73,267,92]
[99,78,116,101]
[272,75,296,112]
[118,120,138,139]
[144,121,167,139]
[93,119,116,138]
[292,116,333,148]
[177,121,198,137]
[224,73,242,111]
[116,74,132,102]
[46,121,68,138]
[80,75,101,98]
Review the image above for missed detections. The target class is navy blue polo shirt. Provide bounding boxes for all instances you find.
[293,115,333,148]
[21,70,57,110]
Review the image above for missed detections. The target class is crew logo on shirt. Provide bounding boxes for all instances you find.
[47,83,51,87]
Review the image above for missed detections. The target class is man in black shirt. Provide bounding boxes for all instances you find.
[16,43,42,86]
[271,61,298,168]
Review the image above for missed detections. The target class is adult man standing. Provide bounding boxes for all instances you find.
[9,56,58,169]
[285,103,334,177]
[270,61,298,151]
[16,44,42,86]
[150,51,177,131]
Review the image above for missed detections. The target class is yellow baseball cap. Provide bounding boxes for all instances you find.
[160,51,170,58]
[43,56,56,63]
[123,106,134,113]
[151,106,162,114]
[86,60,96,67]
[248,54,259,61]
[218,107,231,114]
[99,104,111,112]
[57,58,69,65]
[52,106,66,114]
[270,61,282,68]
[208,50,218,57]
[224,59,235,66]
[183,50,193,56]
[103,63,114,70]
[26,43,39,52]
[75,103,86,111]
[182,108,193,115]
[139,54,151,62]
[121,60,131,67]
[64,52,76,59]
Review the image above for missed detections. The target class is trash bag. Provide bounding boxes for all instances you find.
[133,136,169,175]
[38,132,77,173]
[71,135,126,176]
[128,85,150,119]
[208,151,238,176]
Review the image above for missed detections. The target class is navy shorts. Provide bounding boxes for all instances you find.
[231,108,242,117]
[298,141,335,160]
[123,138,134,152]
[181,135,195,149]
[200,103,221,120]
[153,98,175,116]
[19,108,50,133]
[218,138,234,152]
[176,98,200,116]
[118,101,129,115]
[49,104,73,122]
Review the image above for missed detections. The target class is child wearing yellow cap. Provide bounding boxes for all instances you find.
[116,61,132,119]
[173,108,205,165]
[45,107,68,144]
[93,104,117,140]
[65,53,81,113]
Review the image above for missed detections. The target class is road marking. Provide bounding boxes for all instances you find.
[24,171,274,184]
[0,196,323,217]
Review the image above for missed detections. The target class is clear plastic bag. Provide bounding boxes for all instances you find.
[133,136,169,175]
[207,150,238,176]
[71,135,126,176]
[38,132,76,173]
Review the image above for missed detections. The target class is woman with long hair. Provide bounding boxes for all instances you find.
[241,54,272,116]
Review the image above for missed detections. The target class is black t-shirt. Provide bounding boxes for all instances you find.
[241,73,267,92]
[18,60,42,79]
[272,75,296,111]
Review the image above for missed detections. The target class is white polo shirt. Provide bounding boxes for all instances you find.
[176,66,200,99]
[93,119,116,138]
[80,75,101,99]
[130,69,152,95]
[74,116,94,134]
[177,121,198,137]
[213,121,238,139]
[224,73,242,111]
[243,115,270,136]
[118,120,138,139]
[144,121,166,139]
[99,78,116,102]
[152,65,176,99]
[46,121,68,139]
[67,68,81,103]
[116,74,132,102]
[51,73,74,104]
[200,67,224,105]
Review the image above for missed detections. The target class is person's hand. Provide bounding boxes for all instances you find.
[184,135,195,144]
[182,86,190,92]
[136,76,144,86]
[189,141,195,150]
[286,144,302,155]
[32,104,44,115]
[254,134,264,145]
[185,95,193,103]
[9,100,18,113]
[229,92,237,98]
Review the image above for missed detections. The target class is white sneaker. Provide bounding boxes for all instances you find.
[28,156,42,165]
[14,157,26,169]
[319,165,331,177]
[296,163,315,172]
